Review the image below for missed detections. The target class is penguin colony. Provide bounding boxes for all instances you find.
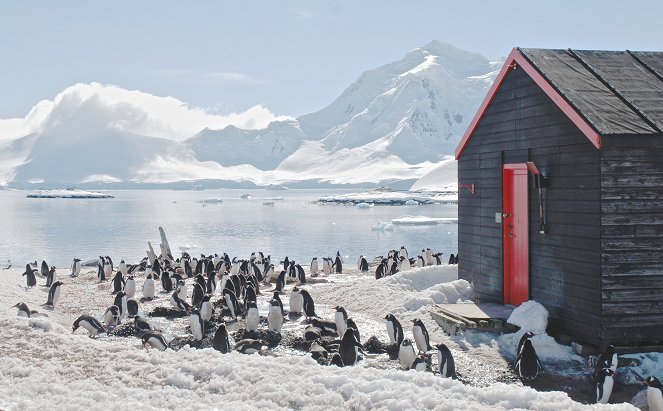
[13,254,663,407]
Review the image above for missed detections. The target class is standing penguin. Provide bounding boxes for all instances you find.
[103,305,121,327]
[142,274,156,300]
[289,287,304,315]
[412,318,433,353]
[113,291,128,319]
[70,258,81,278]
[333,251,343,274]
[72,315,106,337]
[223,288,241,319]
[322,257,332,276]
[45,281,63,308]
[516,331,535,360]
[245,301,260,332]
[595,344,618,374]
[124,276,136,298]
[111,270,125,294]
[199,294,214,322]
[399,256,411,271]
[272,291,284,315]
[134,315,153,333]
[189,309,204,341]
[435,343,457,379]
[119,259,128,277]
[411,356,428,372]
[267,299,284,333]
[398,339,417,369]
[385,314,404,346]
[339,327,363,366]
[644,376,663,411]
[40,260,49,278]
[310,258,319,277]
[191,282,205,308]
[23,264,37,288]
[275,270,287,293]
[300,289,317,318]
[399,246,409,260]
[595,368,615,404]
[97,258,106,282]
[346,318,360,343]
[358,256,369,272]
[170,290,191,312]
[161,270,173,293]
[263,264,275,284]
[514,339,543,380]
[212,324,230,353]
[335,306,348,338]
[45,266,56,288]
[295,264,307,284]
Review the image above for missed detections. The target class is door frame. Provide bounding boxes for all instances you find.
[502,163,529,305]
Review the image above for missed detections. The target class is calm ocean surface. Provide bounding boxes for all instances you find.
[0,189,458,269]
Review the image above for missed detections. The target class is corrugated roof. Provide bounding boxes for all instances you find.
[519,48,663,135]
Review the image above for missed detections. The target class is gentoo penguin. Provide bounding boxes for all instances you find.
[111,270,125,294]
[13,302,32,318]
[375,261,386,280]
[516,331,535,360]
[411,356,428,372]
[191,282,205,307]
[333,251,343,274]
[311,318,337,334]
[304,325,322,341]
[339,327,363,366]
[119,259,128,276]
[595,367,615,404]
[310,258,319,277]
[22,264,37,288]
[282,256,290,271]
[103,256,113,279]
[45,281,63,307]
[412,318,433,353]
[335,306,348,338]
[244,284,257,309]
[142,331,169,351]
[267,299,284,333]
[263,264,275,284]
[103,305,121,326]
[385,314,404,346]
[206,272,216,294]
[190,309,205,341]
[126,298,139,317]
[644,376,663,411]
[234,338,264,354]
[223,288,241,319]
[97,258,105,282]
[272,291,284,314]
[70,258,81,277]
[346,318,360,343]
[400,246,409,260]
[289,287,304,315]
[245,301,260,332]
[45,266,56,288]
[300,289,317,318]
[134,315,153,332]
[433,253,443,265]
[124,276,136,298]
[161,270,173,292]
[435,343,457,379]
[212,324,230,353]
[398,338,417,369]
[170,290,191,312]
[514,339,543,380]
[295,264,307,284]
[595,344,618,374]
[114,291,128,319]
[399,256,411,272]
[194,274,206,292]
[176,280,187,301]
[72,315,106,337]
[328,352,344,367]
[199,294,214,322]
[142,274,156,300]
[415,255,426,268]
[40,260,49,278]
[448,254,456,265]
[358,256,369,272]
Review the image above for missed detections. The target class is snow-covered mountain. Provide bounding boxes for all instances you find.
[0,41,501,189]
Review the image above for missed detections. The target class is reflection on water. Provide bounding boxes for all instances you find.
[0,189,458,267]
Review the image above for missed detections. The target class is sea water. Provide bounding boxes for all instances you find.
[0,189,457,268]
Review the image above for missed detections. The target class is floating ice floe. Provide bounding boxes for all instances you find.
[372,221,394,231]
[26,188,114,199]
[317,190,457,205]
[391,215,458,225]
[197,198,223,204]
[356,202,373,209]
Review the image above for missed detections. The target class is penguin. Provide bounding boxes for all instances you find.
[358,256,369,272]
[223,288,241,319]
[124,276,136,298]
[433,253,443,265]
[295,264,306,284]
[161,270,173,292]
[111,270,125,294]
[425,248,434,266]
[310,258,319,277]
[97,258,106,282]
[346,318,360,343]
[114,291,128,319]
[234,338,264,354]
[13,302,32,318]
[416,255,426,268]
[435,343,457,379]
[263,264,275,284]
[644,376,663,411]
[399,256,411,272]
[176,280,187,301]
[199,294,214,322]
[40,260,49,278]
[309,341,328,361]
[45,281,63,307]
[190,309,204,341]
[142,274,156,300]
[126,298,139,317]
[412,318,433,353]
[335,306,348,338]
[453,254,459,264]
[411,356,428,372]
[194,274,206,292]
[272,291,284,315]
[191,282,205,308]
[514,339,543,380]
[595,344,618,374]
[119,260,128,276]
[333,251,343,274]
[304,326,322,341]
[595,367,615,404]
[275,270,287,293]
[282,256,290,271]
[103,305,121,326]
[70,258,81,278]
[448,254,456,265]
[267,299,284,333]
[45,266,56,288]
[516,331,535,360]
[289,287,304,315]
[310,318,337,334]
[22,263,37,288]
[206,272,216,294]
[385,314,404,346]
[134,315,153,332]
[400,246,408,260]
[244,283,257,309]
[170,290,191,312]
[328,352,344,367]
[339,327,363,366]
[375,261,386,280]
[212,324,230,353]
[398,338,417,369]
[142,331,169,351]
[321,258,332,276]
[300,289,317,318]
[245,301,260,332]
[72,315,106,337]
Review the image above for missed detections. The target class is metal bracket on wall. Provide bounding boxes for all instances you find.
[458,183,475,194]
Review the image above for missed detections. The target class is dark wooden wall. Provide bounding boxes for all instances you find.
[601,136,663,347]
[458,67,603,345]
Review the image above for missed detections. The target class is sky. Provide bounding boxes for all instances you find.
[1,0,662,120]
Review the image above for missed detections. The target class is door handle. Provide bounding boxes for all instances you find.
[508,233,514,238]
[502,213,511,218]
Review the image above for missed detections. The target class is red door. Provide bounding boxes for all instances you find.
[503,164,529,305]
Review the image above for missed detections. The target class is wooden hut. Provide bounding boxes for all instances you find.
[455,48,663,350]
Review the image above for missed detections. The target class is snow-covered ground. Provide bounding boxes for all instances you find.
[25,188,114,198]
[0,261,647,410]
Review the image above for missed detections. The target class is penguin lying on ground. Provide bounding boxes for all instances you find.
[142,331,169,351]
[72,315,106,337]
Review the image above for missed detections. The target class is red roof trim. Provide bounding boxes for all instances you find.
[455,48,602,159]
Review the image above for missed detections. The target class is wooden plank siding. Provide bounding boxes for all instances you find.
[600,136,663,346]
[458,67,603,345]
